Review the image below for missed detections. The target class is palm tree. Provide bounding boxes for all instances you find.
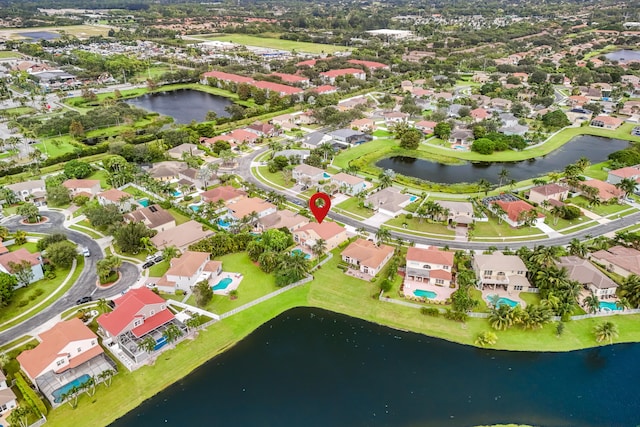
[311,238,326,265]
[489,304,516,331]
[280,251,310,282]
[163,246,180,261]
[498,168,509,188]
[475,331,498,347]
[162,324,183,344]
[568,238,588,258]
[548,172,563,183]
[317,142,334,162]
[97,298,110,314]
[581,184,600,206]
[492,202,507,225]
[576,156,591,173]
[618,274,640,308]
[356,226,368,238]
[140,236,156,254]
[83,376,97,397]
[478,179,491,195]
[615,177,637,198]
[137,336,157,354]
[378,171,393,189]
[375,227,391,246]
[8,406,31,427]
[531,246,562,268]
[97,369,115,387]
[584,292,600,314]
[593,321,619,345]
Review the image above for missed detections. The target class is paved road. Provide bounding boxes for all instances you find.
[0,211,139,344]
[238,148,640,250]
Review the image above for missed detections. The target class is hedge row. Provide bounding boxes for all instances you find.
[14,371,48,415]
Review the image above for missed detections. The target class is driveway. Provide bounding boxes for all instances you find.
[0,211,139,344]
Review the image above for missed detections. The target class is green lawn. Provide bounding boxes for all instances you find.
[195,33,348,54]
[543,215,595,231]
[69,225,103,239]
[168,208,193,225]
[520,292,541,307]
[149,259,170,277]
[472,220,545,238]
[112,244,148,262]
[256,166,294,189]
[186,253,278,314]
[8,241,38,253]
[34,137,78,158]
[386,215,455,236]
[0,257,84,332]
[0,106,35,118]
[335,197,374,219]
[372,130,393,137]
[565,196,630,216]
[86,169,110,189]
[0,51,21,58]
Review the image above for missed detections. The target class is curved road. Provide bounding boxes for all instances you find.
[239,148,640,250]
[0,211,139,344]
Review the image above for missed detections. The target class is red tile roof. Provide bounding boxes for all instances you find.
[297,221,346,240]
[406,247,454,267]
[0,248,41,271]
[320,68,366,78]
[62,179,100,190]
[202,70,255,84]
[201,185,246,203]
[254,81,303,95]
[270,72,309,84]
[97,288,172,337]
[310,85,337,94]
[131,309,175,338]
[347,59,389,69]
[610,166,640,178]
[495,200,543,223]
[98,188,131,203]
[230,128,260,142]
[592,115,624,127]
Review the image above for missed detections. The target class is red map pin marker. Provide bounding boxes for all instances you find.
[309,192,331,223]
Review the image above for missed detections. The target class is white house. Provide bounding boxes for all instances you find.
[0,369,17,415]
[330,173,368,196]
[0,248,44,285]
[155,251,221,293]
[472,252,532,292]
[6,180,46,205]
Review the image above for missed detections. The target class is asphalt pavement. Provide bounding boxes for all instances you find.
[0,211,139,344]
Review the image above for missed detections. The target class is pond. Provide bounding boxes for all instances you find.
[18,31,60,41]
[604,49,640,62]
[110,307,640,427]
[376,135,630,184]
[125,89,233,124]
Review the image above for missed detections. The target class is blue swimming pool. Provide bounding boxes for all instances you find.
[139,198,150,207]
[413,289,437,299]
[409,196,418,202]
[189,204,201,212]
[323,172,331,179]
[453,145,467,150]
[154,336,167,351]
[488,295,519,308]
[292,249,311,259]
[218,219,230,228]
[52,374,91,403]
[599,301,622,311]
[213,277,233,291]
[173,190,182,197]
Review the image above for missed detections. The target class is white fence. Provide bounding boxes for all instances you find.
[166,300,220,321]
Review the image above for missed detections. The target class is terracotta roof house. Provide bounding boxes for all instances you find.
[590,246,640,278]
[405,246,455,289]
[470,108,490,121]
[581,179,624,201]
[415,120,437,134]
[331,172,368,196]
[472,252,531,292]
[62,179,101,197]
[383,111,409,124]
[365,187,412,215]
[247,122,279,137]
[292,164,325,186]
[124,204,176,232]
[590,115,624,129]
[167,143,204,159]
[296,58,318,67]
[153,251,221,294]
[607,165,640,186]
[347,59,390,70]
[254,80,303,97]
[350,118,376,132]
[229,129,260,144]
[493,200,545,227]
[0,248,44,285]
[6,179,46,204]
[257,209,309,232]
[17,318,111,395]
[201,185,246,204]
[202,70,255,85]
[490,98,513,111]
[97,188,134,212]
[528,183,569,204]
[269,72,310,86]
[150,220,214,252]
[342,238,394,276]
[568,95,589,107]
[309,85,338,95]
[320,68,366,84]
[293,222,348,251]
[0,369,17,415]
[225,197,277,221]
[556,256,618,299]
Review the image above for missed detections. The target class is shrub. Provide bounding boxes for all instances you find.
[420,307,440,317]
[33,289,44,297]
[183,195,193,202]
[443,309,468,323]
[406,213,413,219]
[14,372,48,415]
[17,300,29,307]
[379,279,393,293]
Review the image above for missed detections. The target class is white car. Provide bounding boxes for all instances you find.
[82,248,90,257]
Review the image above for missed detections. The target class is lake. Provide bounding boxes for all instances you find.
[125,89,232,124]
[18,31,60,41]
[604,49,640,62]
[110,308,640,427]
[376,135,630,184]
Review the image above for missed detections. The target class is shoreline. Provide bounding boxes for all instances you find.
[43,280,640,427]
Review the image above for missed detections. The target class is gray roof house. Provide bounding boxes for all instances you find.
[301,132,331,149]
[365,187,412,215]
[556,256,618,299]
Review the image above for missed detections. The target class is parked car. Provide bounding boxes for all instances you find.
[76,296,92,305]
[152,254,164,263]
[142,261,154,269]
[82,248,90,257]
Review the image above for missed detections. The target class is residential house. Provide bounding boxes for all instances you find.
[148,162,180,182]
[256,209,309,232]
[490,98,513,111]
[301,132,332,149]
[247,122,279,138]
[0,248,44,285]
[124,204,176,233]
[150,220,214,252]
[590,115,624,129]
[337,96,369,111]
[347,59,390,70]
[201,70,255,86]
[61,179,101,198]
[438,201,475,225]
[350,118,376,132]
[470,108,490,121]
[472,252,531,292]
[293,222,348,251]
[292,164,325,187]
[491,199,545,227]
[607,165,640,188]
[269,72,310,87]
[364,187,412,216]
[0,369,17,415]
[320,68,366,84]
[229,129,260,145]
[177,167,210,190]
[167,143,204,160]
[309,85,338,95]
[590,246,640,278]
[556,256,618,299]
[528,183,569,204]
[254,81,304,98]
[331,173,368,196]
[97,189,134,212]
[17,318,114,405]
[581,179,624,202]
[404,246,454,287]
[341,239,394,276]
[415,120,437,134]
[273,149,311,163]
[568,95,589,107]
[225,197,277,221]
[153,251,221,293]
[329,129,372,147]
[6,180,46,204]
[448,129,474,146]
[271,114,295,130]
[383,111,409,125]
[201,185,246,204]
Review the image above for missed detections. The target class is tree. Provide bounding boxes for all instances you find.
[97,298,110,313]
[46,241,78,268]
[618,274,640,308]
[615,178,637,198]
[163,246,180,261]
[69,120,85,138]
[9,260,34,287]
[84,203,123,229]
[311,238,327,265]
[593,321,619,345]
[378,169,395,189]
[46,185,71,206]
[375,227,391,246]
[193,279,213,307]
[541,110,570,129]
[475,331,498,347]
[0,352,8,369]
[113,222,153,254]
[492,202,507,225]
[97,369,115,387]
[13,230,27,245]
[471,138,495,155]
[8,405,31,427]
[140,236,156,255]
[0,272,17,307]
[163,324,183,344]
[137,336,157,354]
[568,238,588,258]
[17,202,40,223]
[64,160,93,178]
[433,122,451,140]
[584,292,600,314]
[478,179,492,195]
[498,168,509,188]
[489,304,516,331]
[275,251,310,286]
[399,128,422,150]
[97,255,122,283]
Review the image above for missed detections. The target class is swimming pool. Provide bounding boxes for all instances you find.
[213,277,233,291]
[599,301,622,312]
[218,219,230,228]
[173,190,182,197]
[323,172,331,179]
[488,295,519,308]
[189,204,201,212]
[154,336,167,351]
[453,145,467,150]
[409,196,418,202]
[292,249,311,259]
[52,374,91,403]
[139,198,150,207]
[413,289,437,299]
